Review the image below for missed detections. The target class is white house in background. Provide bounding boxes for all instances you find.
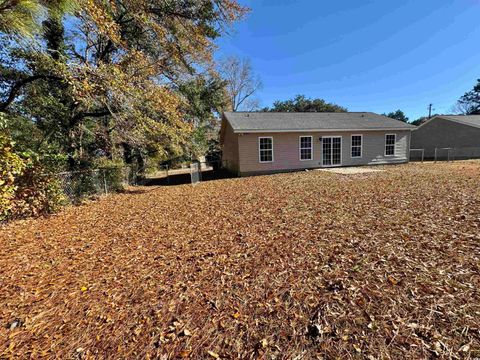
[220,112,416,176]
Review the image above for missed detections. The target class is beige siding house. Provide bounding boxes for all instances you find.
[411,115,480,159]
[220,112,415,176]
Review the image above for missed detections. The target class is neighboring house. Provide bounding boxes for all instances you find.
[220,112,415,176]
[411,115,480,159]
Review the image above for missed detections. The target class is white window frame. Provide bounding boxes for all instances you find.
[258,136,274,163]
[299,135,313,161]
[385,133,396,156]
[321,136,342,167]
[351,134,363,158]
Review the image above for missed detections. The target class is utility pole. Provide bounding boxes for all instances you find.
[428,103,433,119]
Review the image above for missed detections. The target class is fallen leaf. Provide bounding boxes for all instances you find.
[180,350,191,357]
[387,276,398,285]
[207,350,220,358]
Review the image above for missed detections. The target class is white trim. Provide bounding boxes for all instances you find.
[299,135,313,161]
[350,134,363,158]
[258,136,274,163]
[234,128,413,133]
[321,136,342,167]
[385,133,396,156]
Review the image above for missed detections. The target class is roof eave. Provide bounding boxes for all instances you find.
[233,128,415,133]
[415,115,480,130]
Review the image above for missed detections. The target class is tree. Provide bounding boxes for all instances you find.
[178,74,228,124]
[455,79,480,115]
[67,0,248,164]
[218,56,262,111]
[0,0,76,38]
[0,0,249,218]
[0,0,43,37]
[383,109,409,123]
[1,0,248,166]
[264,94,346,112]
[177,73,228,158]
[410,117,427,126]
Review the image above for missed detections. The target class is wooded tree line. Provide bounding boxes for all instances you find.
[0,0,250,219]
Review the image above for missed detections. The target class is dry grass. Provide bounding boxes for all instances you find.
[1,161,479,359]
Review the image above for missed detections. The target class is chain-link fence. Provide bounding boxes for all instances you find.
[409,149,425,162]
[56,167,134,203]
[439,147,480,161]
[409,147,480,162]
[54,160,231,201]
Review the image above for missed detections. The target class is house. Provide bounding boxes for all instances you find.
[220,112,416,176]
[410,115,480,159]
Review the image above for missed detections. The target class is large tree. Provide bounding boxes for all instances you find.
[383,109,409,123]
[455,79,480,115]
[177,73,228,158]
[1,0,248,166]
[218,56,261,111]
[264,94,346,112]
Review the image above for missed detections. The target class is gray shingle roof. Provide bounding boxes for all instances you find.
[223,112,416,132]
[437,115,480,129]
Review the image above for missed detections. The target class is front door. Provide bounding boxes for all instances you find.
[322,136,342,167]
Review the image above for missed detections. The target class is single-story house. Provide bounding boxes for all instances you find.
[220,112,416,176]
[410,115,480,159]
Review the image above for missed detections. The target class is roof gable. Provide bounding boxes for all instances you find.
[223,112,416,133]
[435,115,480,129]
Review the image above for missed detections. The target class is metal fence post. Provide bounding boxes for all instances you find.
[103,169,108,195]
[434,148,437,163]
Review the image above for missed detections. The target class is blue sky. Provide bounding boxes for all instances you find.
[215,0,480,120]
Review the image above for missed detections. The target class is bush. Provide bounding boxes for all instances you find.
[0,132,25,221]
[9,155,67,219]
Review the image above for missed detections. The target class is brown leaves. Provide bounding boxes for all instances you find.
[387,275,398,286]
[207,350,220,358]
[0,162,479,358]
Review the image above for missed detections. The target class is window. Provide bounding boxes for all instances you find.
[299,136,313,161]
[385,134,396,156]
[259,137,273,163]
[351,135,362,158]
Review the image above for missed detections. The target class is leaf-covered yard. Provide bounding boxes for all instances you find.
[1,162,479,359]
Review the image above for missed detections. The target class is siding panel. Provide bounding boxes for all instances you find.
[221,121,240,174]
[238,131,410,175]
[411,118,480,159]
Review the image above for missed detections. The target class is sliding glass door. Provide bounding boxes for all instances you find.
[322,136,342,167]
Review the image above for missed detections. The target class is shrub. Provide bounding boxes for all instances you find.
[0,132,25,221]
[9,155,67,219]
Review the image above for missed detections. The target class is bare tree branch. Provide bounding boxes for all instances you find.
[0,74,62,111]
[218,56,262,111]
